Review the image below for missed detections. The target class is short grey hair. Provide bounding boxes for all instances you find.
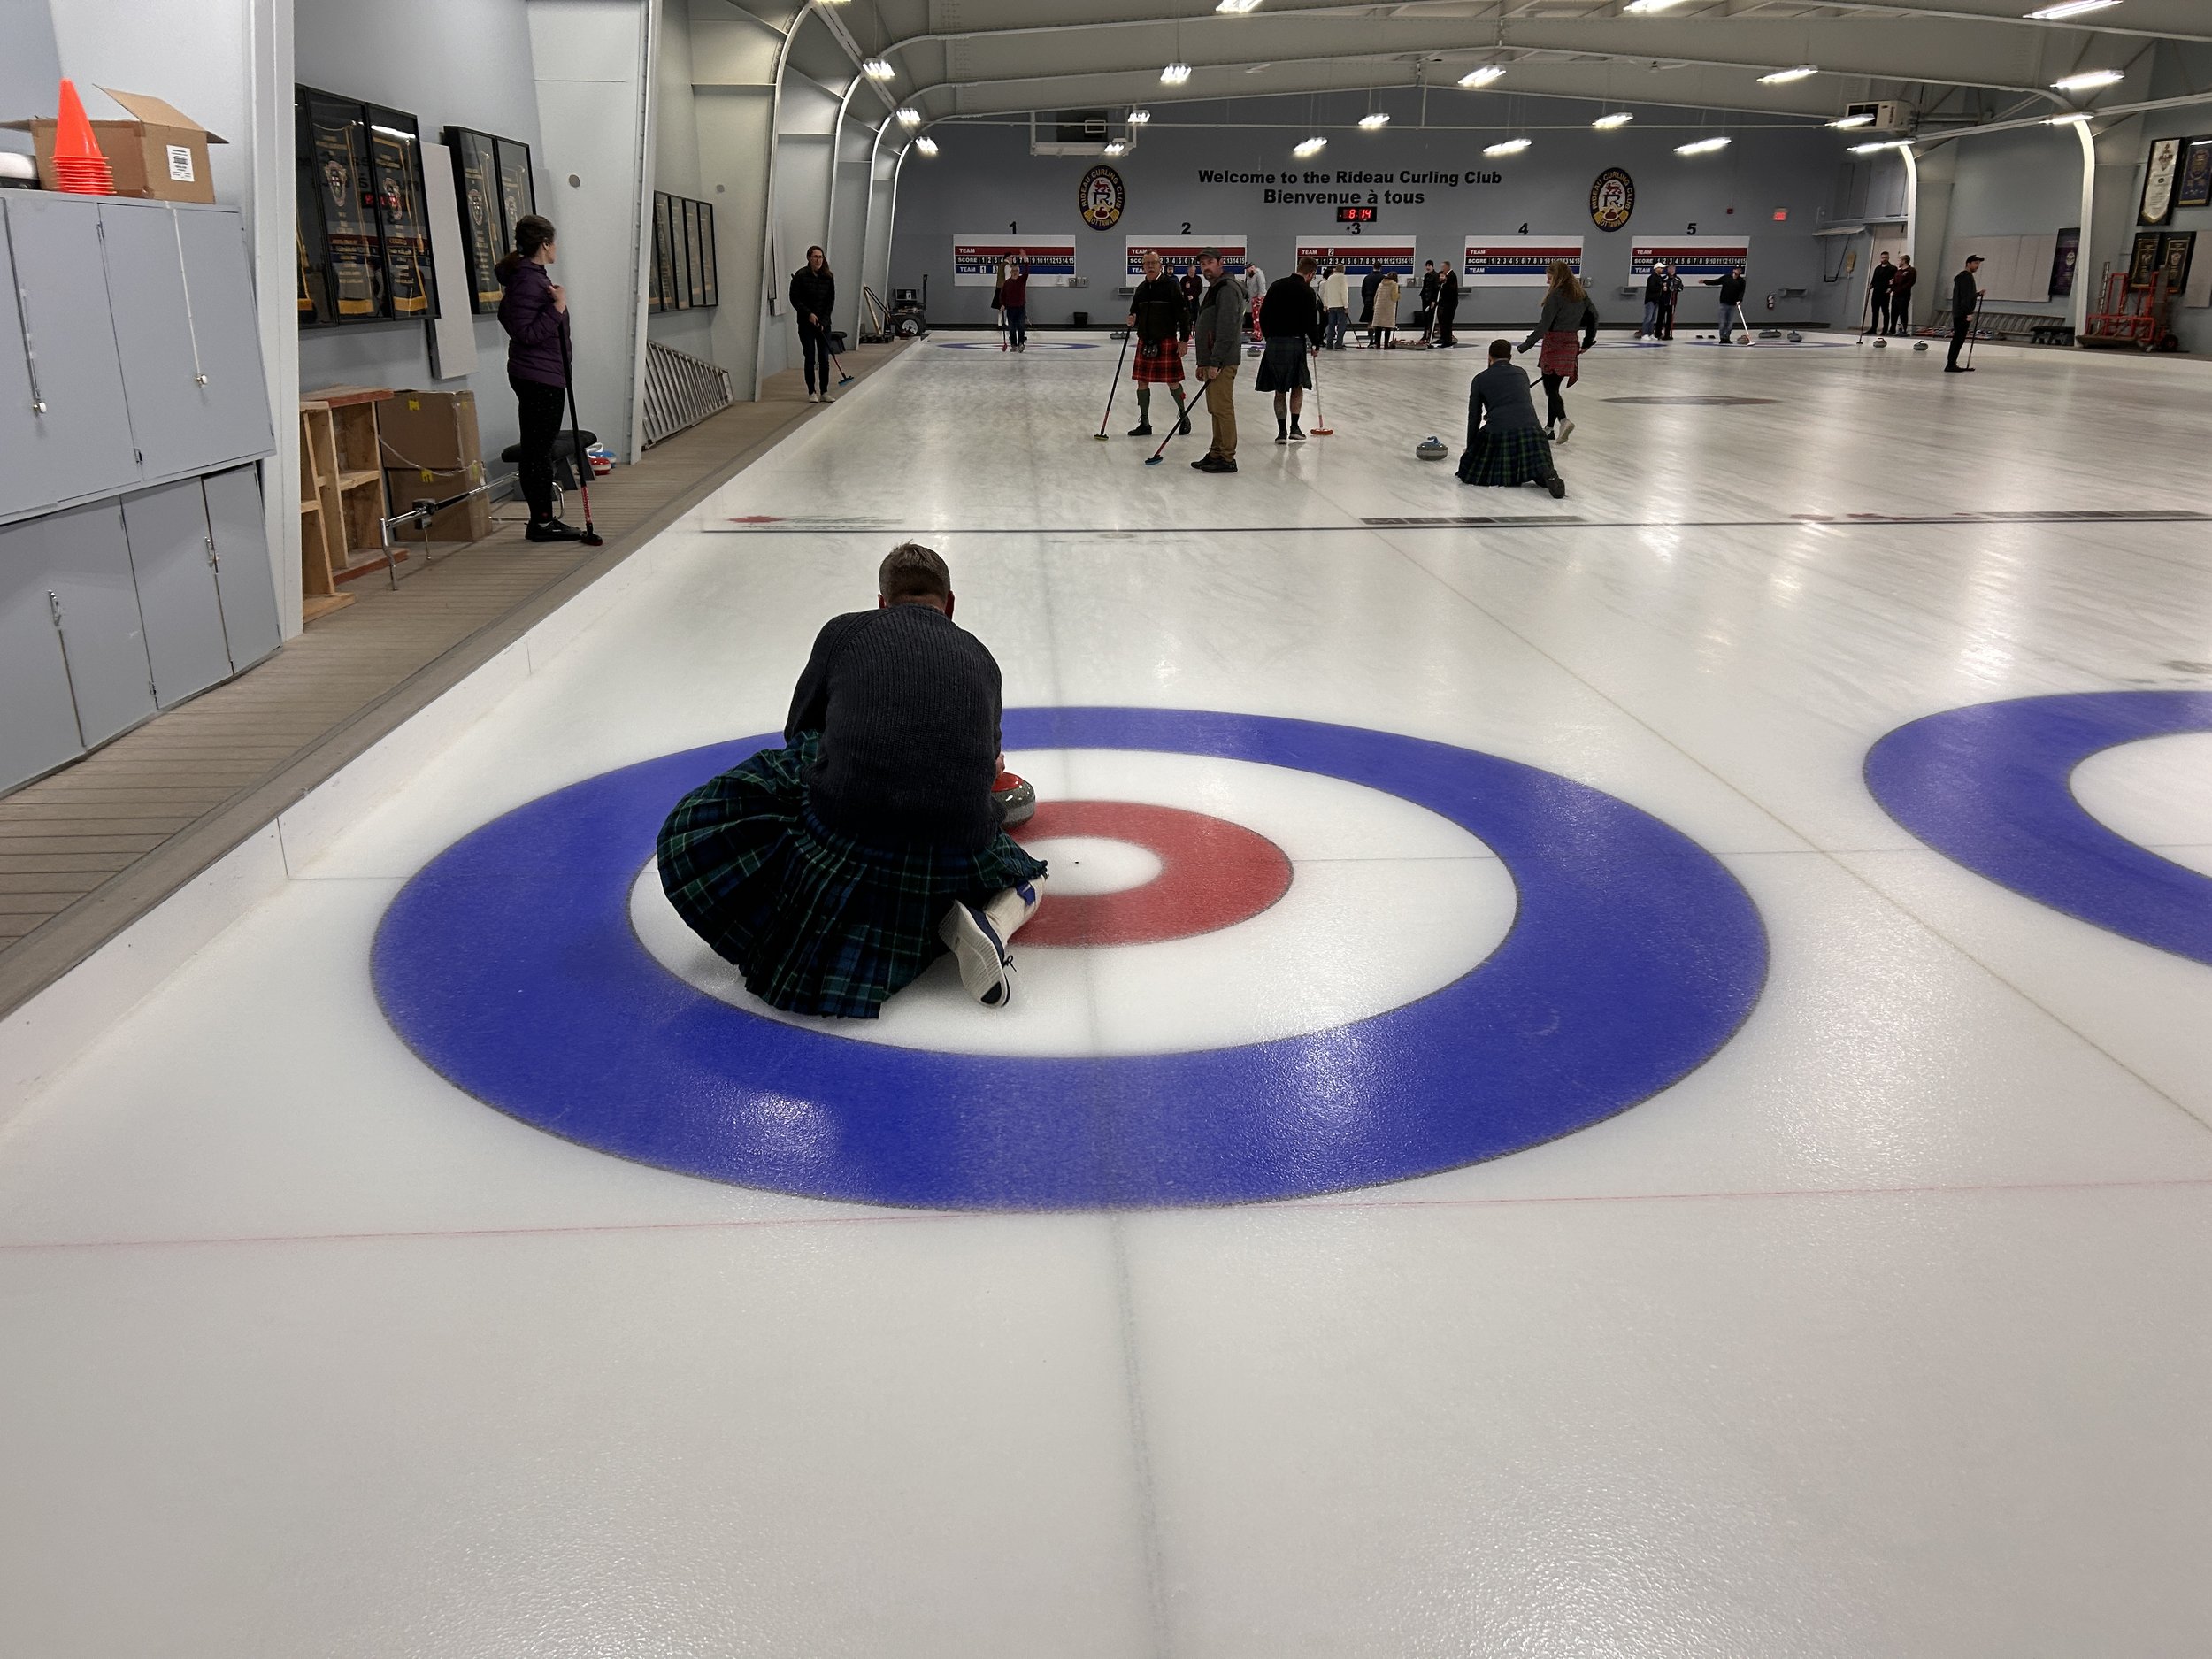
[879,541,950,603]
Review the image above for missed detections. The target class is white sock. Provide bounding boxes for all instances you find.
[983,876,1044,942]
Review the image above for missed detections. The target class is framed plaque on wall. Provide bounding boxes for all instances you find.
[446,126,523,311]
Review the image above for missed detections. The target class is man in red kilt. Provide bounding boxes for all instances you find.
[1125,249,1192,438]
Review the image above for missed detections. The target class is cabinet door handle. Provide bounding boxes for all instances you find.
[172,208,210,387]
[3,207,50,415]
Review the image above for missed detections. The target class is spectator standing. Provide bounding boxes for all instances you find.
[1945,254,1984,372]
[1435,261,1462,347]
[1369,270,1401,349]
[1640,265,1667,339]
[1179,263,1204,317]
[1517,259,1599,443]
[1242,261,1267,342]
[1417,261,1440,340]
[789,244,838,403]
[1190,248,1248,473]
[1000,257,1030,352]
[495,212,581,542]
[1700,265,1748,342]
[1891,255,1918,334]
[1360,265,1380,332]
[1319,265,1351,349]
[1868,250,1898,336]
[1660,265,1685,339]
[1256,257,1325,442]
[1124,249,1192,439]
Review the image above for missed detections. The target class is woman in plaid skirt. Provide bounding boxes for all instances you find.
[1125,249,1193,438]
[657,544,1048,1017]
[1516,260,1599,443]
[1458,338,1566,498]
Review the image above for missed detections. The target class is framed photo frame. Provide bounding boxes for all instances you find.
[698,202,718,306]
[649,190,666,312]
[446,126,511,311]
[682,199,703,308]
[2128,229,2163,290]
[2159,229,2194,297]
[2139,135,2181,226]
[657,194,679,312]
[2177,138,2212,211]
[296,88,380,325]
[364,104,434,318]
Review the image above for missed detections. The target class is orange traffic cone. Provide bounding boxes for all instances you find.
[50,79,114,196]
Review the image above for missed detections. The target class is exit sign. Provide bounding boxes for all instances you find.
[1772,207,1789,221]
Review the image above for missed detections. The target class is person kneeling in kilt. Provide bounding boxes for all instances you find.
[1125,249,1192,438]
[1457,338,1567,499]
[656,543,1048,1017]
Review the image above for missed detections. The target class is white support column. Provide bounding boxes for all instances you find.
[2071,119,2096,340]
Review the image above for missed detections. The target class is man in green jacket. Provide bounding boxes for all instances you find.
[1190,248,1248,473]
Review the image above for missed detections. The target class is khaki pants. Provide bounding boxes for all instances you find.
[1202,366,1238,460]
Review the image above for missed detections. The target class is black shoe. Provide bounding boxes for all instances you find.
[1289,424,1306,441]
[1547,474,1567,499]
[1128,423,1153,437]
[1944,365,1971,373]
[526,518,584,543]
[1194,455,1236,472]
[1275,429,1290,444]
[1192,455,1218,470]
[1176,415,1192,434]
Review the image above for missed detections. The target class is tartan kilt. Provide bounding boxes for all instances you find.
[1253,335,1313,391]
[1457,425,1555,487]
[1538,330,1582,385]
[656,734,1048,1019]
[1133,334,1186,383]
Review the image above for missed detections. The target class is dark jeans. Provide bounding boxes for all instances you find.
[1947,312,1974,367]
[511,375,567,524]
[1870,292,1892,334]
[1540,373,1568,428]
[1436,300,1457,346]
[799,320,832,393]
[1004,305,1027,347]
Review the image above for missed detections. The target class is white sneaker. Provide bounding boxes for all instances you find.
[807,392,819,403]
[1555,417,1575,445]
[819,389,835,402]
[938,901,1012,1006]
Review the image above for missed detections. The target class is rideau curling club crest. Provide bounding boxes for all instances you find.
[1590,167,1635,232]
[1080,165,1125,230]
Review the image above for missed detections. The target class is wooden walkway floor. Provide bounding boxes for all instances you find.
[0,342,906,1018]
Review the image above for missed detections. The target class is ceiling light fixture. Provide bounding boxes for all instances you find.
[1161,61,1192,84]
[861,58,894,80]
[894,107,920,127]
[2047,110,2094,123]
[1594,111,1635,129]
[1127,108,1152,124]
[1217,0,1263,11]
[2052,68,2124,88]
[1484,137,1532,156]
[1849,139,1912,153]
[1829,112,1875,128]
[1624,0,1687,12]
[1292,135,1329,157]
[1675,136,1732,155]
[913,136,938,156]
[1103,140,1129,156]
[2027,0,2120,17]
[1458,65,1505,88]
[1759,65,1818,84]
[1359,111,1391,129]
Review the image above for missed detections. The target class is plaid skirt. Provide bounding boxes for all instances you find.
[1538,330,1582,385]
[1253,335,1313,391]
[656,734,1048,1019]
[1133,334,1186,384]
[1458,425,1555,487]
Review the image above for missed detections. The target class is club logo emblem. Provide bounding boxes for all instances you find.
[1590,166,1636,232]
[1079,164,1126,231]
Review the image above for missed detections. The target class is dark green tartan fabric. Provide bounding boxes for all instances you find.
[656,733,1048,1019]
[1457,425,1556,487]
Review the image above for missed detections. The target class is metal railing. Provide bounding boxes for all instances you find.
[641,339,733,447]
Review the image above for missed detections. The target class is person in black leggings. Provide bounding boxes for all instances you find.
[495,213,582,541]
[790,245,837,401]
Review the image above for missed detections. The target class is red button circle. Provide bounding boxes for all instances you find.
[1010,800,1293,947]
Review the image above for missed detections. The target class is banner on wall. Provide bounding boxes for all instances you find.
[1125,237,1246,279]
[1463,236,1585,284]
[952,236,1079,287]
[1629,237,1749,278]
[1294,237,1417,278]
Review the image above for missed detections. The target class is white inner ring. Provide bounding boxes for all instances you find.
[2070,730,2212,879]
[631,749,1517,1057]
[1016,836,1164,897]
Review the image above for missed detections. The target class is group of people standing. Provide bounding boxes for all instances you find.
[1864,251,1919,337]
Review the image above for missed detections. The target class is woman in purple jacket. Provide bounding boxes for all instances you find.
[495,214,581,542]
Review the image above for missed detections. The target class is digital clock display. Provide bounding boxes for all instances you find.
[1336,204,1378,224]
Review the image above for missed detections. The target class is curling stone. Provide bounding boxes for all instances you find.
[1872,336,1888,348]
[1786,330,1804,343]
[1416,436,1449,461]
[993,771,1036,826]
[1914,341,1930,352]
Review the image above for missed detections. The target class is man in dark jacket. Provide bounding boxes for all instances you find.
[1256,258,1325,442]
[1701,265,1748,341]
[1417,261,1440,338]
[1641,266,1668,339]
[1190,248,1248,472]
[1360,266,1381,327]
[1868,251,1897,336]
[1125,249,1192,438]
[1891,255,1919,334]
[1946,254,1984,371]
[1459,339,1565,498]
[789,246,837,401]
[1434,262,1461,347]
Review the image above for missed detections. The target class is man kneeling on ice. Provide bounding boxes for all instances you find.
[657,542,1047,1016]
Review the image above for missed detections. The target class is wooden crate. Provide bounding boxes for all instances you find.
[303,384,404,586]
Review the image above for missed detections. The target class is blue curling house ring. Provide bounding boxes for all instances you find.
[373,707,1770,1210]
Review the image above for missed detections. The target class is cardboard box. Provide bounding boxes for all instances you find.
[377,389,483,472]
[384,462,491,543]
[0,88,225,204]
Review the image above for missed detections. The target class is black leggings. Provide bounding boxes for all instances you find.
[1540,373,1568,428]
[511,376,567,524]
[799,320,833,392]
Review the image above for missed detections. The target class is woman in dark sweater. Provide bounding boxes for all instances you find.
[657,542,1049,1015]
[789,246,837,403]
[495,214,580,542]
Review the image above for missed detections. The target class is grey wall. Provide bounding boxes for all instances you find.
[891,94,1862,332]
[1926,124,2085,320]
[295,0,549,462]
[647,0,720,362]
[2137,101,2212,355]
[0,0,61,152]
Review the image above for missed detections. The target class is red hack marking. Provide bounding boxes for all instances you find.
[1010,800,1293,947]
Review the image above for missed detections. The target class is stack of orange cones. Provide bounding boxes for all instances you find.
[50,80,114,195]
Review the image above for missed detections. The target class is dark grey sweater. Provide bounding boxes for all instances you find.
[785,603,1004,849]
